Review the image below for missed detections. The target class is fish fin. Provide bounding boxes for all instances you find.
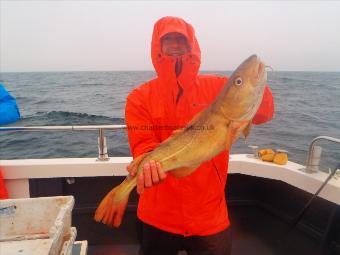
[225,121,249,150]
[243,122,252,140]
[170,165,200,178]
[225,126,234,151]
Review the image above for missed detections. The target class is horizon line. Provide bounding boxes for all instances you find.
[1,69,340,73]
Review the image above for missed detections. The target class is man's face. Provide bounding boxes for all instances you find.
[161,32,189,57]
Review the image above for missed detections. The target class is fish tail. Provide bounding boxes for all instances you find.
[94,176,137,226]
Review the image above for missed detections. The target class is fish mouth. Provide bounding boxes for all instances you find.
[253,55,266,83]
[257,61,265,79]
[240,55,267,120]
[246,55,266,84]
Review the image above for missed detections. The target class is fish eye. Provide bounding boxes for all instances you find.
[234,77,243,86]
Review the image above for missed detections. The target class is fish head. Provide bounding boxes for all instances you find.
[220,54,267,121]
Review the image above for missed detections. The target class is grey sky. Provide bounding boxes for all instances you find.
[1,1,340,72]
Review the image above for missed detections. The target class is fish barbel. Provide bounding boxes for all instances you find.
[94,54,267,226]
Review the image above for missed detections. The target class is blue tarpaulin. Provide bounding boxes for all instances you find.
[0,84,21,125]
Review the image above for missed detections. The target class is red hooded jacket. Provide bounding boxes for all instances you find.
[125,17,274,236]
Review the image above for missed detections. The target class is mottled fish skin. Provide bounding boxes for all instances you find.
[95,55,267,224]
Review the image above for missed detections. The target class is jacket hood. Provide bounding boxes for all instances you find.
[151,16,201,86]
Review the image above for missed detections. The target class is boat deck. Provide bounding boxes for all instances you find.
[87,206,321,255]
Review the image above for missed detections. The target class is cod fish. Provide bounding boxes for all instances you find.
[94,54,267,227]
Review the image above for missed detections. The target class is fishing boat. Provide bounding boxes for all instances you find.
[0,125,339,255]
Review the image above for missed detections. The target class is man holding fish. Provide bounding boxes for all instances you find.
[95,16,274,255]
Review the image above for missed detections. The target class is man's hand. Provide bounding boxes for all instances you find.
[126,154,167,195]
[137,160,167,195]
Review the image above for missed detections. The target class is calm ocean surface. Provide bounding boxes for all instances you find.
[0,71,339,171]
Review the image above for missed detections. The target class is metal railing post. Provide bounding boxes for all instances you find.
[97,128,109,161]
[304,136,340,173]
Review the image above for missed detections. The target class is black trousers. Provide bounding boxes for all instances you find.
[138,221,232,255]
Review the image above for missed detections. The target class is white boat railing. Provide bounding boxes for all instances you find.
[0,125,126,131]
[1,126,340,203]
[1,126,339,172]
[0,125,127,161]
[304,136,340,173]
